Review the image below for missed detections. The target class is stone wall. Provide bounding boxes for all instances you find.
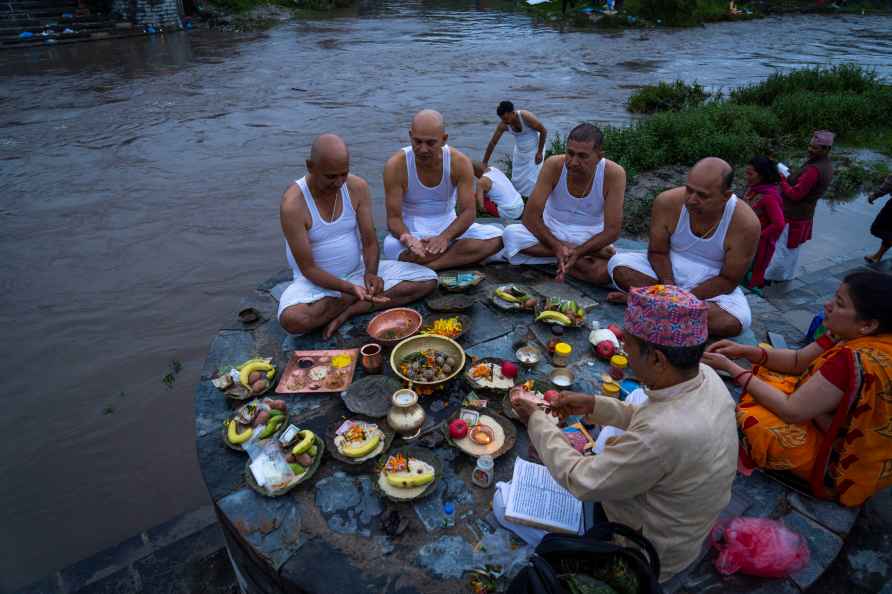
[111,0,182,27]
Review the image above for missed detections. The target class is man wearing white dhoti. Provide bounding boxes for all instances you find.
[501,123,625,285]
[382,110,503,270]
[472,161,525,221]
[607,158,761,338]
[481,101,547,197]
[278,134,437,339]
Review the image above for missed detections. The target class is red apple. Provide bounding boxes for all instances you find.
[501,360,519,379]
[449,419,469,439]
[543,390,560,404]
[596,340,616,360]
[607,324,624,342]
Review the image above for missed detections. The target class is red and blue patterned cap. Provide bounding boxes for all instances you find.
[624,285,708,347]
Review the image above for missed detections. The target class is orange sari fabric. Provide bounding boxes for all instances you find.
[737,335,892,507]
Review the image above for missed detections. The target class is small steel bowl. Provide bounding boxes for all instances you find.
[515,345,541,368]
[549,368,575,388]
[367,307,423,346]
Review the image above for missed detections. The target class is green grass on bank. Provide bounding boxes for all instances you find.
[609,65,892,177]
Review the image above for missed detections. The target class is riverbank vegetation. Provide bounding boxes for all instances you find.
[537,65,892,235]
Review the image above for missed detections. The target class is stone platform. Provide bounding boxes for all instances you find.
[190,250,870,594]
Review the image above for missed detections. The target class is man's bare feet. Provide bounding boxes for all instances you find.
[607,291,628,304]
[322,310,351,339]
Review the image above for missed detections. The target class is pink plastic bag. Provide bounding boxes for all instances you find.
[710,517,810,578]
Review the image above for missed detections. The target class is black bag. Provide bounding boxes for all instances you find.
[506,522,663,594]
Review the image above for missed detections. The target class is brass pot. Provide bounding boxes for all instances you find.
[387,389,426,437]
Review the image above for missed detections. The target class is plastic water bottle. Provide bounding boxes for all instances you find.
[443,502,455,528]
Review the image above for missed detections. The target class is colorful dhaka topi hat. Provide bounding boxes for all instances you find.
[624,284,708,347]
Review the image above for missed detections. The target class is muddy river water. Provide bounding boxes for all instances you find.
[1,3,891,590]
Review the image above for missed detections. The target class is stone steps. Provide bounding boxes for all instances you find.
[0,0,142,48]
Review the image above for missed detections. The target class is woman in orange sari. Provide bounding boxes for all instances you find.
[702,271,892,507]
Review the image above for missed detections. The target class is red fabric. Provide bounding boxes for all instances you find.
[818,348,854,393]
[781,166,820,202]
[748,184,785,287]
[816,333,836,351]
[786,218,813,249]
[482,196,500,217]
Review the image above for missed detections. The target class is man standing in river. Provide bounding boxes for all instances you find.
[481,101,547,197]
[501,123,625,285]
[382,109,503,270]
[278,134,437,339]
[607,157,760,338]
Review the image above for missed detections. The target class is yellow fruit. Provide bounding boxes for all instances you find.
[386,470,435,489]
[265,368,275,380]
[536,310,573,326]
[227,420,252,445]
[239,361,273,387]
[291,430,315,455]
[341,434,381,459]
[495,288,520,303]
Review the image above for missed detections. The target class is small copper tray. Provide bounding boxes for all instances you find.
[276,348,360,394]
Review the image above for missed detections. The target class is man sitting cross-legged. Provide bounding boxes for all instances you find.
[501,123,625,283]
[278,134,437,339]
[607,157,760,338]
[382,109,503,270]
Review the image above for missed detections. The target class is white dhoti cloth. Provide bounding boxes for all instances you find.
[764,225,801,282]
[277,260,436,320]
[502,215,604,266]
[607,251,752,332]
[381,215,503,260]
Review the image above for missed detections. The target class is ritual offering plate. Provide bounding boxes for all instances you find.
[367,308,423,346]
[222,398,290,452]
[341,375,403,418]
[425,293,476,313]
[465,357,517,395]
[245,429,324,497]
[534,297,587,327]
[438,270,485,293]
[421,314,471,341]
[327,417,395,465]
[491,284,538,311]
[375,446,442,502]
[276,348,359,394]
[445,410,516,459]
[213,357,278,401]
[502,379,549,421]
[391,335,466,387]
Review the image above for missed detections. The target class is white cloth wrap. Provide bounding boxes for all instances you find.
[606,251,752,332]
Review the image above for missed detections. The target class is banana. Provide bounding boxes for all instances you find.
[292,430,315,455]
[265,368,275,380]
[268,409,284,418]
[308,445,318,457]
[239,361,274,387]
[227,420,253,445]
[385,470,435,489]
[536,310,573,326]
[495,287,521,303]
[341,434,381,459]
[289,463,306,476]
[258,416,285,439]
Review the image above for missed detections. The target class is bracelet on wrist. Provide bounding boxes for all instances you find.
[733,370,751,385]
[743,373,755,393]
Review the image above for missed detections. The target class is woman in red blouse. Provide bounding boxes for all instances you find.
[742,157,785,290]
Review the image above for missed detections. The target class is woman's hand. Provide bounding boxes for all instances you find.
[706,339,758,362]
[702,351,735,373]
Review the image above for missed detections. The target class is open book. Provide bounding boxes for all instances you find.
[505,457,583,534]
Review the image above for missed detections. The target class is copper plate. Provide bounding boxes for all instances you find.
[276,349,359,394]
[366,307,423,346]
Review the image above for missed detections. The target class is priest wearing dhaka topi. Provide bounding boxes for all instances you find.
[382,110,503,270]
[501,123,626,284]
[607,157,760,337]
[278,134,437,339]
[510,285,738,584]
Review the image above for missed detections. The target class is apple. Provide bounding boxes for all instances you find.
[449,419,469,439]
[543,390,560,404]
[501,360,519,379]
[596,340,616,360]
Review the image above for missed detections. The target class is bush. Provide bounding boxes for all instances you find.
[729,64,883,107]
[628,81,710,114]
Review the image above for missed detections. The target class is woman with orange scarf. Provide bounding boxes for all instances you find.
[702,271,892,507]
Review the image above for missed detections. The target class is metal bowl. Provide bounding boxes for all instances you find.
[515,345,541,368]
[390,335,466,387]
[367,307,423,346]
[549,367,576,388]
